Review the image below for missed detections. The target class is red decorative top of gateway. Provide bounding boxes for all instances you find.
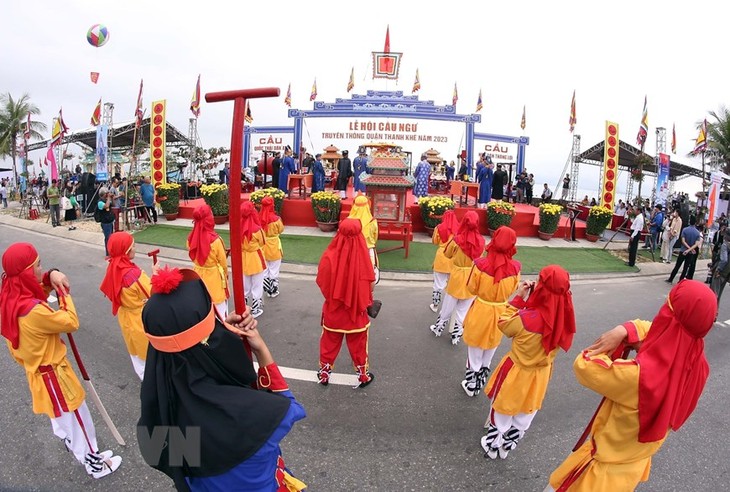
[368,156,408,171]
[362,175,414,188]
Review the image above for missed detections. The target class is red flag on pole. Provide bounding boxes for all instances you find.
[671,123,677,154]
[569,90,577,133]
[90,72,100,84]
[384,25,390,53]
[190,74,201,118]
[284,83,292,107]
[310,79,317,101]
[91,99,102,126]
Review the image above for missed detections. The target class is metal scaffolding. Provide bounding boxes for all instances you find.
[569,134,581,202]
[652,127,666,204]
[186,118,203,181]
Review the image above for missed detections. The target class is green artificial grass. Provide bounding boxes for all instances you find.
[133,225,637,274]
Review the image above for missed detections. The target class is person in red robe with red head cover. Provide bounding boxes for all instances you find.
[547,279,717,492]
[460,226,521,397]
[100,231,157,380]
[429,210,485,345]
[482,264,576,460]
[1,243,122,479]
[187,204,229,317]
[429,209,459,312]
[316,218,376,388]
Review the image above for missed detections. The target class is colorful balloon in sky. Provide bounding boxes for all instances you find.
[87,24,109,47]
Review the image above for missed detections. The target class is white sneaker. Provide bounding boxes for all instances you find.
[251,309,263,319]
[429,324,443,337]
[461,379,479,397]
[429,303,438,313]
[85,453,122,479]
[270,290,280,298]
[498,447,510,459]
[480,436,499,459]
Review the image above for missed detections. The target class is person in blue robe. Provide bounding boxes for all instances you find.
[413,153,432,200]
[477,158,494,208]
[353,148,369,193]
[277,147,297,194]
[311,153,326,193]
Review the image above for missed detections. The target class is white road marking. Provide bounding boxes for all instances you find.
[253,362,359,386]
[722,319,730,327]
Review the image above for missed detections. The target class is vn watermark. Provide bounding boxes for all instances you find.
[137,426,201,467]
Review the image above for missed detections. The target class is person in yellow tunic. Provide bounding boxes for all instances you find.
[348,194,379,281]
[460,226,521,397]
[482,264,576,459]
[259,196,284,298]
[100,232,157,380]
[430,210,459,312]
[429,211,485,345]
[187,204,229,317]
[240,200,267,318]
[1,243,122,479]
[546,279,716,492]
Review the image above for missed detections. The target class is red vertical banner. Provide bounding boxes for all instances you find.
[150,100,167,188]
[600,121,619,211]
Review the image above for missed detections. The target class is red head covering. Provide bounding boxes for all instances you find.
[0,243,47,349]
[453,211,485,260]
[437,209,459,243]
[187,204,218,265]
[258,196,280,227]
[636,279,716,442]
[316,218,374,320]
[240,201,262,241]
[99,232,141,316]
[474,226,520,282]
[525,265,576,354]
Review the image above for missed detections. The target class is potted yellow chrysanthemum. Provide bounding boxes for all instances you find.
[538,203,563,240]
[311,191,342,231]
[418,195,455,234]
[201,183,229,224]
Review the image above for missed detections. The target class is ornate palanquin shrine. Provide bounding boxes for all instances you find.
[361,143,414,257]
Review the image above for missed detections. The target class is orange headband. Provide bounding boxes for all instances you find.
[146,306,215,353]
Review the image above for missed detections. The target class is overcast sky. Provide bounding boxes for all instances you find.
[2,0,727,197]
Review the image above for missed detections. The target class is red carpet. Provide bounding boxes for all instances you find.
[179,189,585,238]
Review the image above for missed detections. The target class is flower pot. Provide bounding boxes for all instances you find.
[538,231,554,241]
[316,220,339,232]
[585,232,601,243]
[164,212,179,221]
[213,215,228,225]
[424,226,435,236]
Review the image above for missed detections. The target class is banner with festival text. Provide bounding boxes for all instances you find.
[600,121,619,211]
[655,153,670,207]
[96,124,109,181]
[150,100,167,188]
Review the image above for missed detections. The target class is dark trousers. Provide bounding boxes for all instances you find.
[628,234,641,266]
[101,222,114,255]
[669,252,699,281]
[145,205,157,223]
[50,204,60,225]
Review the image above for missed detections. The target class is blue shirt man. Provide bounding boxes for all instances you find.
[140,179,155,207]
[413,154,431,199]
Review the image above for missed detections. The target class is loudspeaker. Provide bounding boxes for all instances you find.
[78,173,96,193]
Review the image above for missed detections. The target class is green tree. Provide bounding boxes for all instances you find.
[707,106,730,173]
[0,93,47,193]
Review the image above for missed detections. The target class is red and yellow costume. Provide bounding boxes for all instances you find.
[482,265,576,459]
[99,232,150,380]
[348,195,379,274]
[460,226,521,396]
[430,211,485,345]
[240,201,267,317]
[430,210,459,311]
[1,243,121,476]
[316,218,376,386]
[549,280,716,491]
[187,204,229,315]
[259,196,284,297]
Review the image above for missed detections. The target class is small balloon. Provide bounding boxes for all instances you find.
[87,24,110,48]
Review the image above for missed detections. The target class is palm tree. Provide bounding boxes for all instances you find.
[0,93,47,194]
[707,106,730,173]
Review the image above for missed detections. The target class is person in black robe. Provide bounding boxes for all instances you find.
[336,150,352,199]
[138,268,306,492]
[492,164,508,200]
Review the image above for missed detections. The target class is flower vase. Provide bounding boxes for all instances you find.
[164,212,179,221]
[585,233,601,243]
[316,220,339,232]
[538,231,553,241]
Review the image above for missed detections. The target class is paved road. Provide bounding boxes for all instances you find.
[0,225,728,491]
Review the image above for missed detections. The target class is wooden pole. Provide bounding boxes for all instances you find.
[205,88,279,318]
